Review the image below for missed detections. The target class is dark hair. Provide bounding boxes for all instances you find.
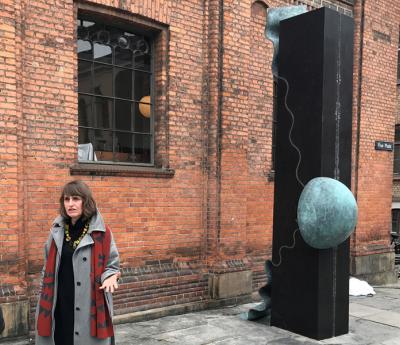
[59,180,97,221]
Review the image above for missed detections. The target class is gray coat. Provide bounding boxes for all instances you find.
[35,211,120,345]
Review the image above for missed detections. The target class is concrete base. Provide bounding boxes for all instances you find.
[350,252,398,285]
[0,301,29,340]
[209,271,253,299]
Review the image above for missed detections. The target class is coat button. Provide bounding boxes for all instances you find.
[75,331,79,335]
[77,282,81,286]
[76,307,80,311]
[83,257,87,261]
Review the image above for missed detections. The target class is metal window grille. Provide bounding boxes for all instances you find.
[77,17,154,165]
[392,209,400,234]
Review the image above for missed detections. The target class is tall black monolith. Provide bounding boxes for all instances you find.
[271,7,354,340]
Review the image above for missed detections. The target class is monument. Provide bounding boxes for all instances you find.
[270,7,355,340]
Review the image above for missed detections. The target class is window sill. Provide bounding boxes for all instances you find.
[70,163,175,178]
[394,174,400,181]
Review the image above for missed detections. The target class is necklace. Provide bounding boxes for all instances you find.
[65,222,90,249]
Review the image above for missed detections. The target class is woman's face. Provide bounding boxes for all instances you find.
[64,195,83,223]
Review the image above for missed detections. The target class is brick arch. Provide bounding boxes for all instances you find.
[251,0,268,19]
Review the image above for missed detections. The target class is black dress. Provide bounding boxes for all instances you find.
[54,218,86,345]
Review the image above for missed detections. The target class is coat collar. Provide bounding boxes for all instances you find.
[50,222,64,254]
[50,209,106,251]
[52,209,106,233]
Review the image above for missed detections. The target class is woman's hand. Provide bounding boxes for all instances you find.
[99,272,121,293]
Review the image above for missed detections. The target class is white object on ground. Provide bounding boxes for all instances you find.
[349,276,376,296]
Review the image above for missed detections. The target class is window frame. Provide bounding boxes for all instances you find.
[392,208,400,234]
[77,14,155,166]
[71,4,171,177]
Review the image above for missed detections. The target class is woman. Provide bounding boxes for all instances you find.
[36,180,120,345]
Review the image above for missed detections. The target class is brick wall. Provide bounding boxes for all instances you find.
[0,0,26,302]
[1,0,399,338]
[351,0,399,256]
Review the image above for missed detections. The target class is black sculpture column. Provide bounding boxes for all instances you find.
[270,8,354,340]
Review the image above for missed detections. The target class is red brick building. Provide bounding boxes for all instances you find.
[0,0,398,340]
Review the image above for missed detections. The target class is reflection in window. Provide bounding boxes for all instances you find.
[115,100,132,131]
[78,40,92,60]
[77,16,153,164]
[94,42,112,63]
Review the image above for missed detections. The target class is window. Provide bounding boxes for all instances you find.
[394,125,400,174]
[77,16,153,165]
[392,208,400,234]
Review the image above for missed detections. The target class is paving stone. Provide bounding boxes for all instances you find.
[361,310,400,328]
[153,324,229,344]
[347,317,400,344]
[349,303,384,317]
[350,295,400,311]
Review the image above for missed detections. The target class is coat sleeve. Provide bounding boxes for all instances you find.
[101,229,120,284]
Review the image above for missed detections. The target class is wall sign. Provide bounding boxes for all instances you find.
[375,141,393,151]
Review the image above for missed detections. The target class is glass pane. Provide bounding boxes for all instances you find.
[396,126,400,142]
[398,50,400,82]
[93,63,113,97]
[115,132,133,162]
[78,95,93,127]
[115,45,132,68]
[392,209,399,232]
[77,40,92,60]
[394,144,400,173]
[395,145,400,159]
[78,127,90,145]
[79,128,113,156]
[92,129,114,161]
[135,53,151,71]
[134,134,151,163]
[134,101,151,133]
[78,129,98,162]
[93,97,113,129]
[115,100,132,131]
[78,60,92,93]
[94,42,112,64]
[134,71,151,101]
[394,159,400,174]
[133,37,151,71]
[115,68,132,100]
[82,20,95,28]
